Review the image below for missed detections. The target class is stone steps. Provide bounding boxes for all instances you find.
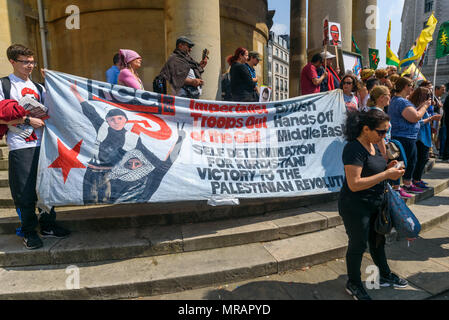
[0,200,340,268]
[0,160,438,233]
[1,190,449,300]
[0,163,448,269]
[0,192,339,234]
[0,163,449,299]
[0,146,8,160]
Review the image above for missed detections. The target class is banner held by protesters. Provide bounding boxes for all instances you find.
[36,70,347,209]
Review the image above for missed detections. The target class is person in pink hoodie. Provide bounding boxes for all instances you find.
[118,49,144,90]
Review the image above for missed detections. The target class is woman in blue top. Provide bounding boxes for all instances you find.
[388,77,432,194]
[411,87,442,188]
[366,85,413,198]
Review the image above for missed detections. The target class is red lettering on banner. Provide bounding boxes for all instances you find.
[190,114,266,130]
[190,129,261,144]
[128,113,172,140]
[189,100,268,115]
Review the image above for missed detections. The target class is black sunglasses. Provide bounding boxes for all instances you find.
[375,129,388,136]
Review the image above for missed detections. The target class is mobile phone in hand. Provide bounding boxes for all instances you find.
[202,48,209,61]
[394,161,405,169]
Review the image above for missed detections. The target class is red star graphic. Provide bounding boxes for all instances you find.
[49,139,86,183]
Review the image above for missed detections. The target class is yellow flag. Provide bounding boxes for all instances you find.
[400,13,438,66]
[386,21,400,66]
[401,63,427,81]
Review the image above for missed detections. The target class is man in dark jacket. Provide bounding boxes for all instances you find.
[158,36,208,99]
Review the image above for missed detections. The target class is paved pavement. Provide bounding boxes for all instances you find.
[137,218,449,300]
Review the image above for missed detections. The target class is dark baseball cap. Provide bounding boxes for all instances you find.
[176,36,195,47]
[106,108,128,120]
[249,51,261,60]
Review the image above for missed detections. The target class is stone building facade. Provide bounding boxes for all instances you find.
[267,32,290,101]
[1,0,379,100]
[0,0,271,100]
[399,0,449,86]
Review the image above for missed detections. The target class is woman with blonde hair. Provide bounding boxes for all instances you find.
[367,86,411,197]
[366,86,391,157]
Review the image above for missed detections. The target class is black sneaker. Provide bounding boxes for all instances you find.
[379,273,408,288]
[23,232,43,250]
[345,281,372,300]
[40,224,71,239]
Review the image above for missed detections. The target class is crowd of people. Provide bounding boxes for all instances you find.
[299,51,449,300]
[301,51,449,199]
[2,39,449,300]
[105,38,263,103]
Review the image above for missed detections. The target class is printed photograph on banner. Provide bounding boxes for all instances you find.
[259,86,272,102]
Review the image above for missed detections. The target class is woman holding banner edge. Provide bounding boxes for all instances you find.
[339,109,408,300]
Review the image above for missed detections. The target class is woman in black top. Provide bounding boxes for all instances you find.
[339,109,407,300]
[227,47,256,102]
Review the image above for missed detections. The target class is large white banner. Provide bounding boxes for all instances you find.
[36,70,347,208]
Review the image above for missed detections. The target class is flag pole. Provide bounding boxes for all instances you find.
[432,58,439,99]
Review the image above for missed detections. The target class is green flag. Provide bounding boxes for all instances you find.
[369,48,380,69]
[436,21,449,59]
[352,35,362,54]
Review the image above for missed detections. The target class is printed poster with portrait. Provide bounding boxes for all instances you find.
[259,86,272,103]
[328,22,342,47]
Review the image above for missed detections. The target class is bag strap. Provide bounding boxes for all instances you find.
[32,81,44,102]
[1,76,11,100]
[1,77,44,103]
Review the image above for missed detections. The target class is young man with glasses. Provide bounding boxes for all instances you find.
[0,44,70,250]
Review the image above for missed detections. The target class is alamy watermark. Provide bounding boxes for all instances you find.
[65,265,80,289]
[66,5,80,30]
[365,5,379,30]
[365,265,380,290]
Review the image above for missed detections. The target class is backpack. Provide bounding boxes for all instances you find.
[1,76,44,102]
[153,74,167,94]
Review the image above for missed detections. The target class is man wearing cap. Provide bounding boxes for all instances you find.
[317,51,341,93]
[158,36,208,99]
[246,51,261,101]
[300,53,328,95]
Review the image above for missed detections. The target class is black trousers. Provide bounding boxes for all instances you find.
[338,194,391,285]
[413,140,430,182]
[8,147,55,235]
[392,136,417,182]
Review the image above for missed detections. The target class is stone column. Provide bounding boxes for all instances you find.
[165,0,222,100]
[289,0,307,97]
[352,0,377,66]
[308,0,353,55]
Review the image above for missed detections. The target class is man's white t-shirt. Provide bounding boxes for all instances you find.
[0,74,45,151]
